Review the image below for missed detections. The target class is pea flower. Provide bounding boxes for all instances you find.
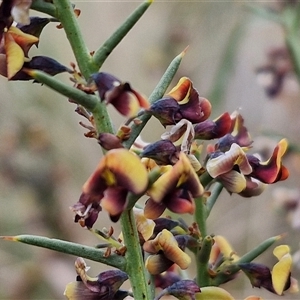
[247,139,289,184]
[155,279,200,300]
[0,17,71,80]
[206,143,252,193]
[206,139,289,195]
[144,229,191,275]
[149,77,211,126]
[239,245,297,295]
[144,152,204,219]
[91,72,149,118]
[0,26,38,78]
[64,257,129,300]
[71,148,148,225]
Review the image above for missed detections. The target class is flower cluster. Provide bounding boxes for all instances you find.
[0,1,72,80]
[73,76,289,228]
[1,2,298,300]
[67,75,297,299]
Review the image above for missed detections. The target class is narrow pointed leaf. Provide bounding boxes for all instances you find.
[1,235,126,270]
[24,69,99,111]
[238,234,283,264]
[93,0,153,69]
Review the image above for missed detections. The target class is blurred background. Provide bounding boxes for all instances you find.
[0,0,300,299]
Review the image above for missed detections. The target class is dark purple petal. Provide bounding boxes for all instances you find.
[141,140,178,165]
[149,97,182,126]
[17,17,51,43]
[91,72,121,99]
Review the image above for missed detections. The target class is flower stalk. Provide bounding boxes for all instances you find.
[120,210,154,299]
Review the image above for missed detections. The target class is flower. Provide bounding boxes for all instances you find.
[206,143,252,193]
[155,279,200,300]
[247,139,289,184]
[0,26,38,78]
[71,148,148,225]
[239,245,297,296]
[144,152,204,219]
[205,139,289,195]
[149,77,211,126]
[144,229,191,275]
[64,257,129,300]
[91,72,149,118]
[161,119,195,154]
[0,17,71,80]
[168,77,211,123]
[133,207,155,242]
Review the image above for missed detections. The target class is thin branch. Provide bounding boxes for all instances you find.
[93,0,153,69]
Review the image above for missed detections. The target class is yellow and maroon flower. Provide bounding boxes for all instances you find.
[64,257,129,300]
[91,72,149,118]
[149,77,211,126]
[239,245,295,295]
[71,148,148,225]
[206,143,252,193]
[144,152,204,219]
[168,77,212,123]
[247,139,289,184]
[143,229,191,275]
[0,26,38,79]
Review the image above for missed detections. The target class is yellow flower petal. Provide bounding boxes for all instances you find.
[272,246,292,295]
[273,245,290,260]
[4,32,24,79]
[213,235,239,262]
[133,207,155,241]
[195,287,235,300]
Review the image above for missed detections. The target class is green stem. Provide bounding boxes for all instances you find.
[194,196,207,237]
[93,0,153,69]
[281,5,300,83]
[51,0,115,137]
[194,172,214,237]
[123,48,187,149]
[1,235,126,270]
[27,70,98,111]
[196,235,213,287]
[52,0,97,79]
[92,102,116,136]
[206,183,223,218]
[31,0,57,17]
[285,28,300,83]
[120,210,153,300]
